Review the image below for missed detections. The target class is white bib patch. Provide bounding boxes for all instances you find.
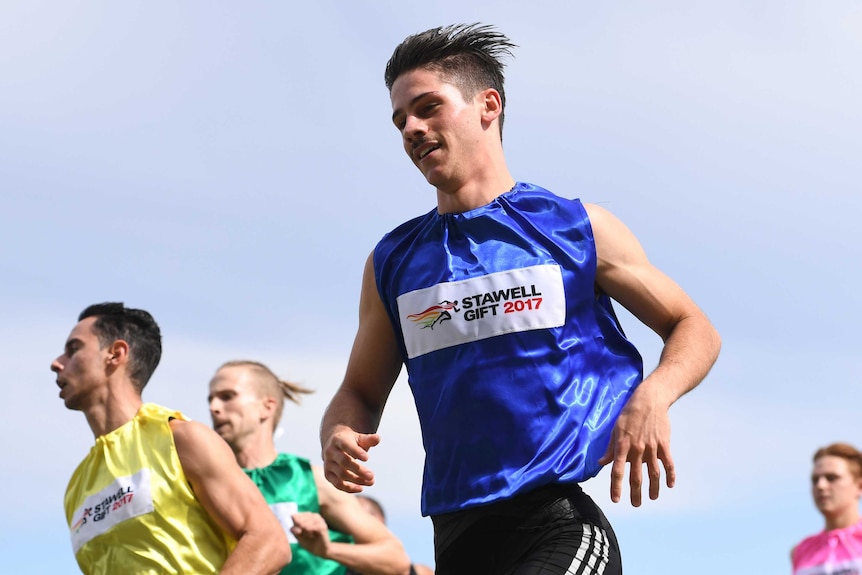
[69,468,154,552]
[397,264,566,359]
[270,502,299,543]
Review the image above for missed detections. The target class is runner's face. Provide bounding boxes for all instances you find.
[811,455,862,518]
[208,366,266,448]
[390,68,484,189]
[51,317,110,411]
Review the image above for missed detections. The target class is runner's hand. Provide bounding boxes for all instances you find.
[322,424,380,493]
[598,384,675,506]
[291,512,332,558]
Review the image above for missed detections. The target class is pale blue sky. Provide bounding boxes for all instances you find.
[1,2,860,573]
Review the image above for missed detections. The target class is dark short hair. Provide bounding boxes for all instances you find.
[79,302,162,390]
[384,23,516,134]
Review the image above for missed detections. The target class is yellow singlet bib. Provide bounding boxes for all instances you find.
[64,403,235,574]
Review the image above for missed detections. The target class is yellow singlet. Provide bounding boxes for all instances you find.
[64,403,235,574]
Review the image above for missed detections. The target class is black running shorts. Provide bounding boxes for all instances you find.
[431,483,622,575]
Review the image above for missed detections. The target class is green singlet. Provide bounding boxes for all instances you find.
[245,453,354,575]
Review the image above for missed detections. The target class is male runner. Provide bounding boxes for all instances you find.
[209,360,411,575]
[53,302,290,574]
[792,443,862,574]
[320,24,721,574]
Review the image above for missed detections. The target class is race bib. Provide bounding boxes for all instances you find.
[397,264,566,358]
[70,468,154,552]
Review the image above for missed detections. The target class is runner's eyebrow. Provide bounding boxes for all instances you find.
[65,337,83,353]
[391,91,438,124]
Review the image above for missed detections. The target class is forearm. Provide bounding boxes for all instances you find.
[321,386,381,442]
[644,311,721,406]
[221,532,291,575]
[323,540,411,575]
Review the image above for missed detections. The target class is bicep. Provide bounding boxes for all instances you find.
[171,420,275,540]
[586,203,703,340]
[341,252,404,410]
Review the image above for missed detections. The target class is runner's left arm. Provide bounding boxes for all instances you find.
[172,419,292,574]
[586,203,721,506]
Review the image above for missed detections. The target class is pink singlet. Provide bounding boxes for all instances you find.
[793,521,862,575]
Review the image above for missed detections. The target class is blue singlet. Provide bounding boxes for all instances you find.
[374,183,644,517]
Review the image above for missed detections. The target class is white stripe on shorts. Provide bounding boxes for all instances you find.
[566,523,610,575]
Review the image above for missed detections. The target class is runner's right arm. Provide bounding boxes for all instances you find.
[321,251,404,493]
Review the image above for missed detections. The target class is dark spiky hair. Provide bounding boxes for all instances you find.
[384,23,516,133]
